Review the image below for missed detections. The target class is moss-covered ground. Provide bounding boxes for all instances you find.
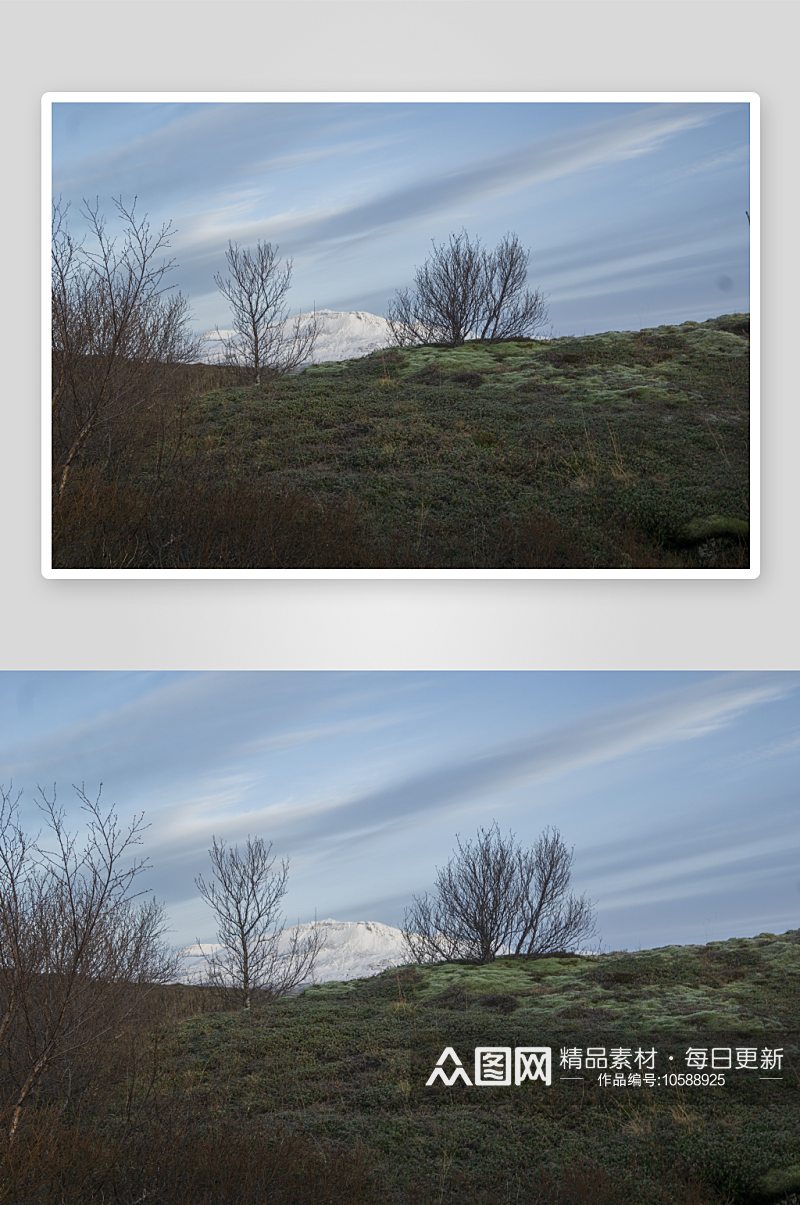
[142,929,797,1204]
[55,314,751,570]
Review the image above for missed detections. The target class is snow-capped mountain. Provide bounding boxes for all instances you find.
[197,310,394,369]
[174,919,410,991]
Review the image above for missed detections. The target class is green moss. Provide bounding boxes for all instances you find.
[63,314,750,570]
[755,1164,800,1200]
[302,360,351,375]
[143,929,797,1205]
[682,515,750,543]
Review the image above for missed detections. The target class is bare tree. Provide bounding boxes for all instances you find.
[388,229,486,349]
[52,197,201,496]
[0,783,177,1144]
[213,241,320,384]
[195,836,324,1009]
[402,823,597,966]
[477,232,550,342]
[387,230,549,348]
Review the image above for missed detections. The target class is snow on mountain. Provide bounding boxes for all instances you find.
[174,919,411,991]
[197,310,395,370]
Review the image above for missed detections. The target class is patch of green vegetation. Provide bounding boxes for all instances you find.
[56,314,751,569]
[137,930,798,1204]
[755,1164,800,1201]
[683,515,750,543]
[303,360,352,375]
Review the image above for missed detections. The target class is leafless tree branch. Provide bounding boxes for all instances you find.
[195,836,325,1009]
[213,241,320,384]
[51,197,201,495]
[402,823,597,966]
[0,783,177,1145]
[388,230,549,349]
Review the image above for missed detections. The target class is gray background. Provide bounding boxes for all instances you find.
[3,1,795,670]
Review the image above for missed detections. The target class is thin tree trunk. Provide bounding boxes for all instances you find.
[57,420,95,496]
[8,1051,51,1144]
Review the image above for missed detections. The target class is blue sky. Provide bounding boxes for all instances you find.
[50,97,752,340]
[1,671,795,955]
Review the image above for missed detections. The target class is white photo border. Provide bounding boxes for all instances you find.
[42,91,760,581]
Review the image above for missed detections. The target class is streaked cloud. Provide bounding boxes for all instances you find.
[3,671,792,951]
[242,673,792,854]
[50,98,751,336]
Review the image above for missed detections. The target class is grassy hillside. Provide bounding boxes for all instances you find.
[8,929,793,1203]
[151,929,797,1204]
[52,314,750,570]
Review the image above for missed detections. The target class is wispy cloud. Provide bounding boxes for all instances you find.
[168,104,729,267]
[5,671,791,948]
[0,672,435,823]
[51,98,750,335]
[658,144,749,184]
[730,730,800,767]
[226,674,794,858]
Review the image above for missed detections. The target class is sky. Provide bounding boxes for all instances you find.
[1,670,796,957]
[49,96,752,342]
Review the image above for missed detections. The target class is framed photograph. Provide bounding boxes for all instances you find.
[43,93,758,578]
